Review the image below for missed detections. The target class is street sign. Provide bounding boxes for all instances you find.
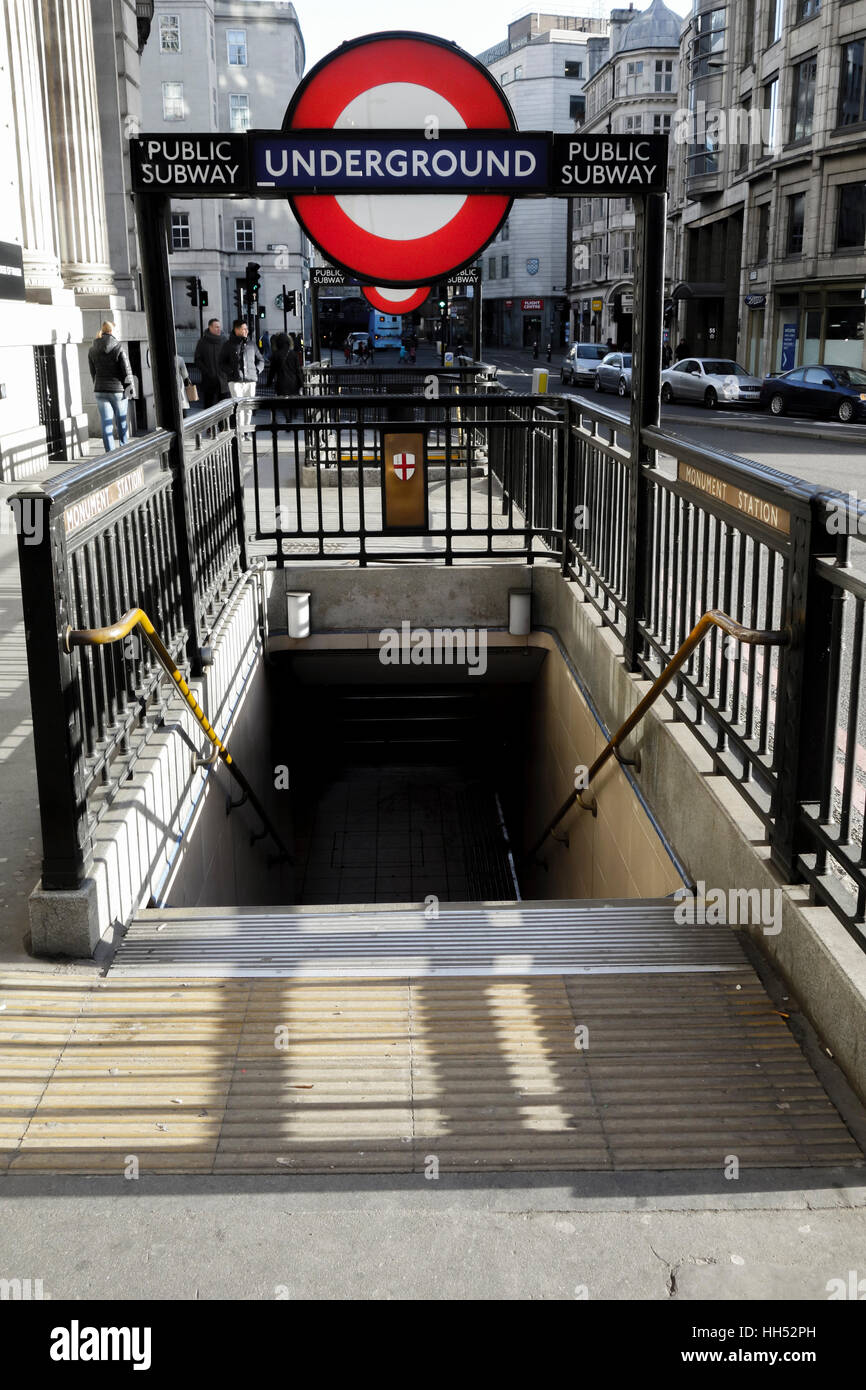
[522,298,543,311]
[552,134,668,194]
[130,135,248,195]
[280,32,517,285]
[363,286,430,313]
[0,241,25,301]
[592,298,603,312]
[311,266,348,286]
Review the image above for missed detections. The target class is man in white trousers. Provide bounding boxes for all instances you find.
[219,320,264,445]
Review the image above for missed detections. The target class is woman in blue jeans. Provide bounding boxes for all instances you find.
[88,320,135,451]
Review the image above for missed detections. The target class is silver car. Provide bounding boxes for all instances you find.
[561,342,608,385]
[594,352,633,396]
[661,357,763,409]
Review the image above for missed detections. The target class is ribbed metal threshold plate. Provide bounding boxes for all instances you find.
[110,901,746,977]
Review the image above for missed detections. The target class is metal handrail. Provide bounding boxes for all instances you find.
[65,608,292,865]
[526,610,791,861]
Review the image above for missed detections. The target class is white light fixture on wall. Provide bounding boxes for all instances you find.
[509,589,531,636]
[286,591,310,639]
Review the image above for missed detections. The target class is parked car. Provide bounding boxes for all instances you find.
[594,352,633,396]
[560,342,608,386]
[660,357,763,409]
[759,364,866,423]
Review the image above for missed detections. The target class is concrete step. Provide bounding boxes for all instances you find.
[109,899,746,978]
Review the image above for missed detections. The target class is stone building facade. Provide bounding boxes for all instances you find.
[667,0,866,373]
[568,0,683,350]
[140,2,307,357]
[477,12,609,350]
[0,0,155,478]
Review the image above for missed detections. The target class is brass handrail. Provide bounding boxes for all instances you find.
[526,610,791,861]
[65,607,292,865]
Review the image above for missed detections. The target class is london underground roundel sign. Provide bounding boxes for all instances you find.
[362,286,430,314]
[282,32,515,286]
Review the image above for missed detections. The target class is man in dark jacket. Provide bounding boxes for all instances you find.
[194,318,227,408]
[88,320,135,451]
[267,334,304,424]
[218,320,263,442]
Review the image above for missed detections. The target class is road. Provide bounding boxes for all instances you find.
[484,347,866,495]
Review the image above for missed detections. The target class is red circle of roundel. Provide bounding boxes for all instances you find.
[363,286,431,314]
[283,32,514,287]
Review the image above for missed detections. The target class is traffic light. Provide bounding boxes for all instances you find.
[259,305,266,319]
[438,297,447,311]
[245,261,261,300]
[200,289,209,308]
[185,276,198,307]
[286,290,297,315]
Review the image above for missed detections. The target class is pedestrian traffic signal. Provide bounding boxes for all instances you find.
[286,290,297,315]
[185,276,198,306]
[259,306,266,319]
[245,261,261,299]
[200,289,209,308]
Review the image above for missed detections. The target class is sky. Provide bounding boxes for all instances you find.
[292,0,693,70]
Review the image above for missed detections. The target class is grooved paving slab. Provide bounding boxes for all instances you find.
[0,970,861,1175]
[110,902,746,977]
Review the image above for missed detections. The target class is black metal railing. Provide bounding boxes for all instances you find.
[14,407,246,889]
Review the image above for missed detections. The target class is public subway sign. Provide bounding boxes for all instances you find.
[130,136,249,192]
[129,32,668,285]
[551,135,668,193]
[131,130,669,200]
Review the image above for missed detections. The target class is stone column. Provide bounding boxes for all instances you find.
[3,0,63,295]
[40,0,116,300]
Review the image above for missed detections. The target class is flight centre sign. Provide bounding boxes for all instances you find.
[131,131,668,200]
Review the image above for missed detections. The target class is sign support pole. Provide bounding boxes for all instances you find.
[282,284,288,337]
[197,278,204,339]
[473,283,482,363]
[135,192,204,676]
[311,279,321,364]
[624,190,665,674]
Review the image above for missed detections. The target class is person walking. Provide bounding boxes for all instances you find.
[194,317,227,408]
[675,338,690,360]
[268,333,304,424]
[260,328,272,362]
[88,320,135,452]
[219,319,263,444]
[175,354,194,418]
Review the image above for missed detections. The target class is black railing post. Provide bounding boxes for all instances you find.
[15,493,90,889]
[623,191,665,672]
[561,401,577,577]
[135,192,204,676]
[770,496,837,882]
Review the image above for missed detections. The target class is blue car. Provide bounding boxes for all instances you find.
[760,364,866,423]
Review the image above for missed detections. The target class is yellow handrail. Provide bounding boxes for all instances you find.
[65,607,292,865]
[526,609,790,860]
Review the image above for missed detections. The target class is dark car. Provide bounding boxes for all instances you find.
[760,364,866,423]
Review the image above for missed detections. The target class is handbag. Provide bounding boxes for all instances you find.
[185,381,199,403]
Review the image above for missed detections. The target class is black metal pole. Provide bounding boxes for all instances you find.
[135,192,204,675]
[623,191,665,672]
[473,282,482,362]
[311,281,320,363]
[282,283,288,336]
[197,277,204,339]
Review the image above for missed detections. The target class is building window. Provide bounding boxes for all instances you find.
[500,72,510,85]
[768,0,784,45]
[797,0,820,18]
[171,212,190,250]
[159,14,180,53]
[227,28,247,66]
[626,61,643,77]
[234,218,254,252]
[790,56,817,141]
[839,41,866,127]
[836,183,866,249]
[693,8,726,79]
[786,192,805,255]
[230,93,250,132]
[742,0,755,64]
[501,221,510,242]
[514,65,523,79]
[763,77,779,154]
[570,95,586,123]
[737,97,752,168]
[295,38,302,75]
[162,81,184,121]
[756,203,770,261]
[500,254,509,277]
[565,60,583,78]
[654,60,673,93]
[653,113,672,134]
[488,256,497,279]
[623,115,642,134]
